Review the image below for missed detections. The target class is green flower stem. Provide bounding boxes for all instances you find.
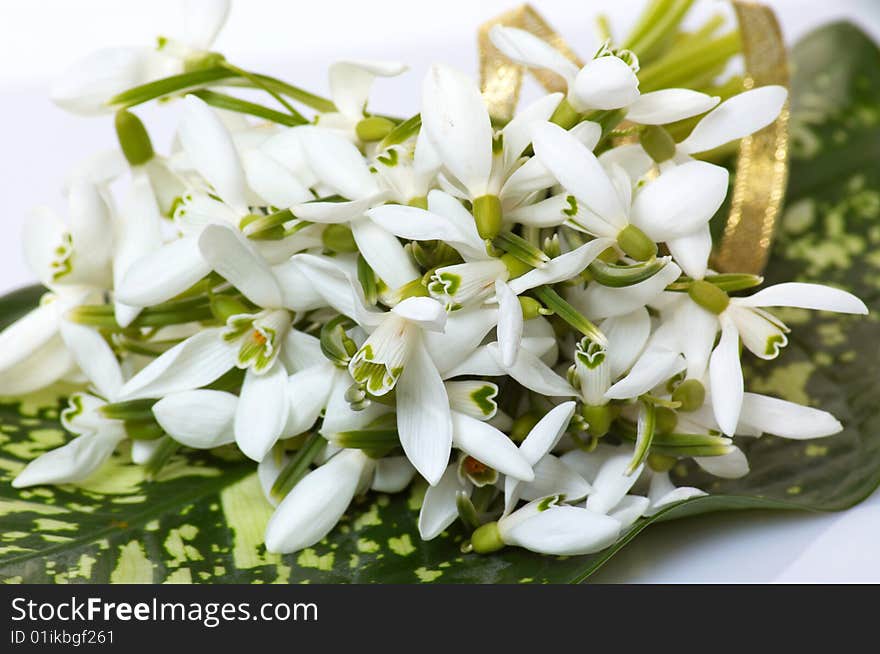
[192,89,307,126]
[270,434,327,502]
[493,231,550,268]
[532,286,606,346]
[587,257,666,287]
[144,436,180,481]
[627,0,695,61]
[595,14,612,43]
[69,302,215,329]
[252,73,336,113]
[638,30,741,92]
[108,67,236,108]
[220,62,306,122]
[623,0,676,51]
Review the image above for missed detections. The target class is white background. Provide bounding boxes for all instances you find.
[0,0,878,582]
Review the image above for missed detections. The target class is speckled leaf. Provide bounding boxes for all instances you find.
[1,22,879,584]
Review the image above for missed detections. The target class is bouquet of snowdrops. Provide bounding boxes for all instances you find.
[1,0,867,559]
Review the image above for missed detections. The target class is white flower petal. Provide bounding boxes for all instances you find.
[0,336,75,396]
[181,0,230,49]
[22,206,65,286]
[507,237,614,294]
[351,219,420,290]
[51,47,150,115]
[391,297,447,331]
[451,411,533,481]
[604,348,686,400]
[179,95,248,213]
[242,149,312,208]
[598,143,655,184]
[626,89,719,125]
[301,127,379,199]
[59,322,123,400]
[198,224,283,308]
[709,314,744,436]
[329,60,407,120]
[418,464,466,540]
[679,85,788,155]
[12,428,124,488]
[489,26,579,84]
[422,64,493,197]
[501,92,564,172]
[501,504,620,555]
[738,392,843,439]
[737,282,868,314]
[284,364,336,436]
[397,340,453,485]
[665,223,712,280]
[519,454,591,502]
[695,447,750,479]
[117,328,237,400]
[630,161,729,241]
[571,56,639,111]
[488,343,576,397]
[645,471,706,514]
[113,171,164,326]
[264,449,369,553]
[371,456,416,493]
[425,307,499,376]
[677,299,719,380]
[495,280,523,367]
[0,301,63,372]
[504,401,576,514]
[585,452,644,514]
[235,362,290,462]
[117,236,211,306]
[608,495,650,528]
[365,204,484,260]
[532,121,625,227]
[602,308,651,378]
[291,253,363,319]
[153,389,237,449]
[271,260,327,313]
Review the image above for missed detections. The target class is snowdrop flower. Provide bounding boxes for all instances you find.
[421,64,565,239]
[533,121,727,278]
[684,281,864,436]
[13,323,129,486]
[0,182,114,393]
[318,60,408,142]
[471,494,621,556]
[348,297,454,484]
[52,0,231,115]
[490,26,720,126]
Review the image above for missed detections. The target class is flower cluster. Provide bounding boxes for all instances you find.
[1,0,867,557]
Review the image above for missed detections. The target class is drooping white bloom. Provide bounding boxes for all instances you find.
[490,26,719,123]
[52,0,232,115]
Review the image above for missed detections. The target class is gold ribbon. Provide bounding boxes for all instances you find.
[478,2,790,275]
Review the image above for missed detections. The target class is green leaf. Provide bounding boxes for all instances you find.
[1,22,879,584]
